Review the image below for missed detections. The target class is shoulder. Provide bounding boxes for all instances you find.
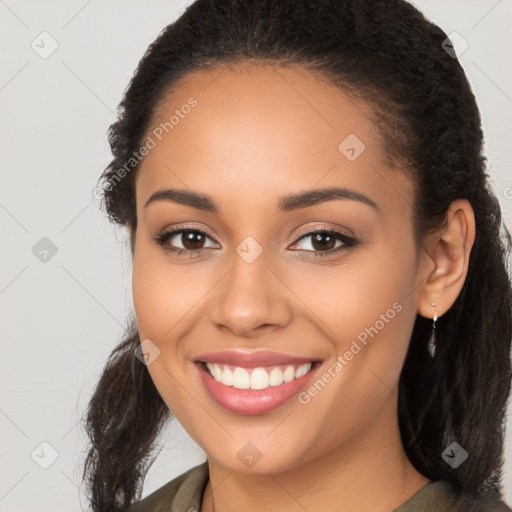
[395,480,511,512]
[128,461,209,512]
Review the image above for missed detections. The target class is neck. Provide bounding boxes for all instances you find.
[200,401,429,512]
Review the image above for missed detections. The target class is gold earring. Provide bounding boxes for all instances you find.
[428,302,437,358]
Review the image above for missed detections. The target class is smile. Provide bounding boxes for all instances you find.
[194,350,322,415]
[205,362,313,390]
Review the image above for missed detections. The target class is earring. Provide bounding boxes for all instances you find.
[428,302,438,358]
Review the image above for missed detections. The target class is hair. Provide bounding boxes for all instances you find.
[81,0,512,510]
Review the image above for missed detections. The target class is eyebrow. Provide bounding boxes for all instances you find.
[144,186,379,212]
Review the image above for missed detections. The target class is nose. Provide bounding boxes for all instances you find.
[209,248,293,338]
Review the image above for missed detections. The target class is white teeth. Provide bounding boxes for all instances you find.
[295,363,310,378]
[221,366,233,386]
[205,362,313,390]
[212,364,223,382]
[250,368,269,390]
[283,365,295,382]
[232,367,250,389]
[269,367,284,386]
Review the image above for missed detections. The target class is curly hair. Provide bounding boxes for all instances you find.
[81,1,512,510]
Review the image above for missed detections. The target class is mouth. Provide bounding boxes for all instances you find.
[193,352,322,415]
[202,361,317,390]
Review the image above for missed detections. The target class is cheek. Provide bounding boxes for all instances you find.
[131,245,204,416]
[333,245,419,391]
[132,242,207,341]
[290,241,419,416]
[289,253,419,441]
[288,245,417,347]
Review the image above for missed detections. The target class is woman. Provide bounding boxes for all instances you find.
[82,0,512,511]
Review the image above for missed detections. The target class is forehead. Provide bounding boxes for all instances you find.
[135,64,412,212]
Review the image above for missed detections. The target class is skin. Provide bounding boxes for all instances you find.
[129,64,475,512]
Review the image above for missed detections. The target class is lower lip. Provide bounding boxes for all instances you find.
[196,362,320,415]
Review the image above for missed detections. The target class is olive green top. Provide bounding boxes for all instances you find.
[128,462,511,512]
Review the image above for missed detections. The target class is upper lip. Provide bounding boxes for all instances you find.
[194,350,319,368]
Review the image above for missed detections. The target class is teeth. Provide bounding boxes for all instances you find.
[205,362,313,390]
[283,365,295,382]
[212,364,223,382]
[295,363,310,378]
[221,366,233,386]
[232,367,250,389]
[250,368,269,390]
[269,367,284,386]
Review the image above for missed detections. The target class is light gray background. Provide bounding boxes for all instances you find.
[1,1,511,510]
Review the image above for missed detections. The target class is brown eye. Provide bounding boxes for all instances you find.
[310,232,337,251]
[154,228,219,255]
[290,229,357,259]
[180,230,207,250]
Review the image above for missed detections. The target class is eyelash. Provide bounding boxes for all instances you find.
[154,225,358,259]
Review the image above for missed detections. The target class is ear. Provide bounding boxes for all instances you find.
[417,199,476,320]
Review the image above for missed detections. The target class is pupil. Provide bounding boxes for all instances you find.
[183,230,204,250]
[312,233,335,251]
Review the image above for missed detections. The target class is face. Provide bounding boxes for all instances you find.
[131,64,428,474]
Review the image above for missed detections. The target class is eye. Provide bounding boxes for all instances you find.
[289,228,357,259]
[154,227,218,257]
[154,226,358,259]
